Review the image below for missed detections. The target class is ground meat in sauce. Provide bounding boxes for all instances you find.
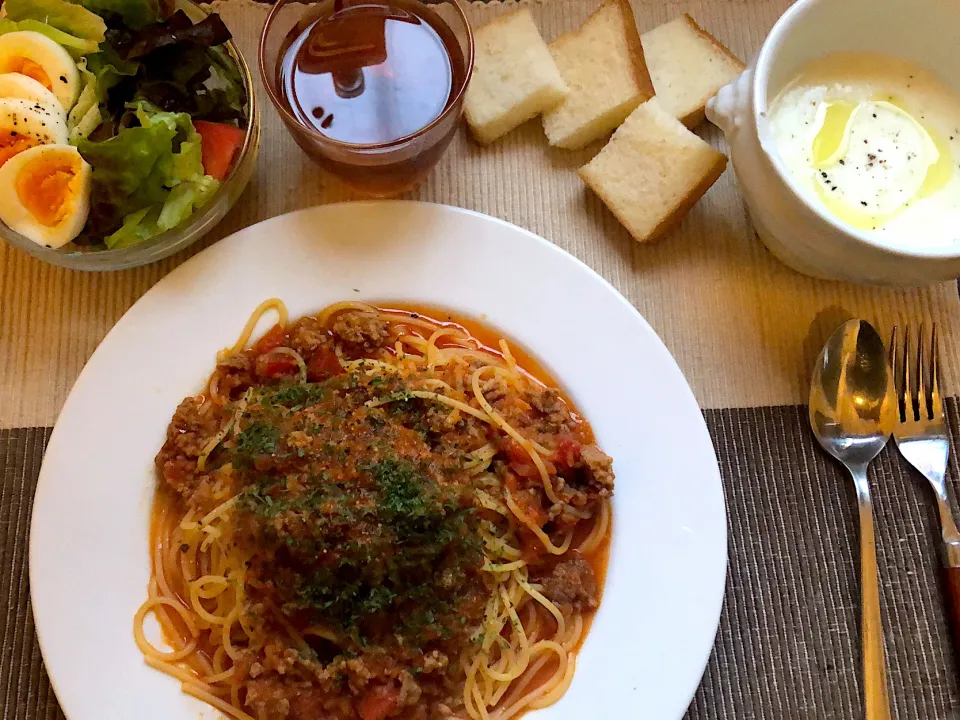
[478,374,508,403]
[155,398,222,497]
[580,444,615,495]
[289,316,333,356]
[331,313,391,349]
[153,308,614,720]
[537,554,599,611]
[216,353,254,399]
[531,387,574,433]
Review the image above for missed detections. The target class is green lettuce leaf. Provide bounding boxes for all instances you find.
[77,0,160,30]
[0,19,101,56]
[103,206,158,249]
[157,175,218,230]
[77,120,176,232]
[104,174,219,248]
[85,44,140,102]
[68,58,102,142]
[83,101,220,248]
[3,0,106,43]
[130,99,205,182]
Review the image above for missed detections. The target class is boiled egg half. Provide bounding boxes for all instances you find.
[0,97,68,167]
[0,72,64,110]
[0,144,91,248]
[0,31,79,111]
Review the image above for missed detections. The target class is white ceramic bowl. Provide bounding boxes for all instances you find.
[706,0,960,286]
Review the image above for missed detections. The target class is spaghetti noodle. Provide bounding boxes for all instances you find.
[138,300,614,720]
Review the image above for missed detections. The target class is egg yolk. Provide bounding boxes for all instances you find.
[0,130,40,166]
[2,57,52,90]
[15,153,81,227]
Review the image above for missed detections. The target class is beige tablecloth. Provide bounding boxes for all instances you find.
[2,0,960,428]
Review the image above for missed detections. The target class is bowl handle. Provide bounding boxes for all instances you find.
[706,68,754,141]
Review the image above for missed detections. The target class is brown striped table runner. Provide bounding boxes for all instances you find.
[3,0,960,717]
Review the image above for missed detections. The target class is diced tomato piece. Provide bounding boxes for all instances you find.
[503,438,528,465]
[307,347,344,382]
[357,684,400,720]
[551,435,582,472]
[502,437,540,478]
[252,324,287,354]
[504,472,549,525]
[193,120,246,181]
[255,355,299,380]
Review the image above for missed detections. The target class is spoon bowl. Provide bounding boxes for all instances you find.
[809,319,894,720]
[810,319,896,466]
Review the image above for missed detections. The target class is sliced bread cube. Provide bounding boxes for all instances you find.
[641,14,746,128]
[464,9,569,144]
[578,98,727,242]
[542,0,654,149]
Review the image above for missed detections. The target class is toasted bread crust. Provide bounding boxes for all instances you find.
[679,13,747,72]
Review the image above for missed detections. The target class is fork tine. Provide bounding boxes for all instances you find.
[890,326,904,422]
[902,325,915,421]
[917,323,930,420]
[932,323,943,419]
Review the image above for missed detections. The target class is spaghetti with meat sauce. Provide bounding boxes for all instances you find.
[138,300,614,720]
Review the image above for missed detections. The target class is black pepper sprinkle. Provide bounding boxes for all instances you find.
[864,139,868,144]
[839,159,845,165]
[59,75,66,83]
[861,201,868,206]
[821,171,828,178]
[873,113,877,118]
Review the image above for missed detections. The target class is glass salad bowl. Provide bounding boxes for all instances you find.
[0,0,260,271]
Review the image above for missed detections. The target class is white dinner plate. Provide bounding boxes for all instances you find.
[30,201,727,720]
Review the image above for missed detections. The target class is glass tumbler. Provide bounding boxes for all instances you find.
[259,0,474,197]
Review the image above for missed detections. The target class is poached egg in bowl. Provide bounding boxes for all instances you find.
[768,51,960,248]
[0,144,91,248]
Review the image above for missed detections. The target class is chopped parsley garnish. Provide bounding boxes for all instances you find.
[236,421,280,457]
[267,382,326,410]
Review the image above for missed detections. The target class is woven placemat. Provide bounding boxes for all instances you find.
[5,407,960,719]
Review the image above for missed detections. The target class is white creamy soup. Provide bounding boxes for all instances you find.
[767,51,960,249]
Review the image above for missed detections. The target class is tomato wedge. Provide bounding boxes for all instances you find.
[194,120,246,181]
